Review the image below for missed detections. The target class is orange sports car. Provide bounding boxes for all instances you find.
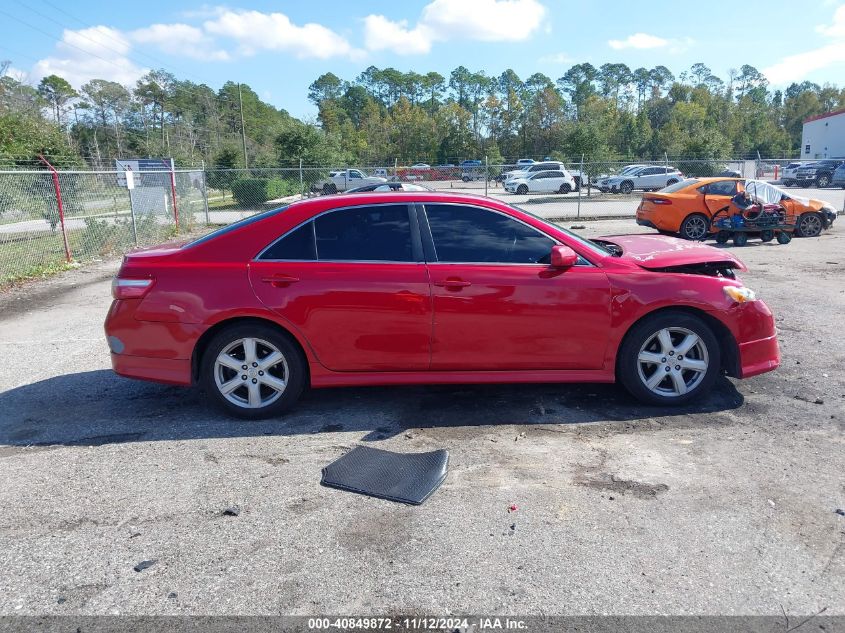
[636,178,837,239]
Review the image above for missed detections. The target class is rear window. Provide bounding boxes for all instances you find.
[185,206,288,249]
[660,179,698,193]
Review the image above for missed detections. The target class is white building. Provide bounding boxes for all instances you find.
[801,108,845,159]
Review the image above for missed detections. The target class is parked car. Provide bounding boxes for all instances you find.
[504,169,577,195]
[515,159,535,167]
[460,159,484,181]
[315,169,386,194]
[636,177,838,239]
[597,166,683,194]
[780,161,808,187]
[503,161,567,184]
[795,159,845,188]
[346,182,432,193]
[590,164,648,186]
[106,191,779,418]
[832,162,845,188]
[410,163,431,170]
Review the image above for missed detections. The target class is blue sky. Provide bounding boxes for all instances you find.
[1,0,844,119]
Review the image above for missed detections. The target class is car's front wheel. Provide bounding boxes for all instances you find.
[795,212,823,237]
[516,184,528,195]
[618,311,720,406]
[201,324,306,419]
[619,181,634,194]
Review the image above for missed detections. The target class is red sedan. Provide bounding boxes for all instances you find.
[105,192,780,419]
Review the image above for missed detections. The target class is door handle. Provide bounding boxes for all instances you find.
[434,279,472,288]
[261,275,300,287]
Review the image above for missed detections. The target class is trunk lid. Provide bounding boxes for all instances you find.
[597,234,747,271]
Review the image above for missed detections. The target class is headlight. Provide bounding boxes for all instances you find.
[724,286,756,303]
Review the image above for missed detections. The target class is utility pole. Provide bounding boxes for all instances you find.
[238,83,248,169]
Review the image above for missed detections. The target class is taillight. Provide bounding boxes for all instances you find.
[645,196,672,205]
[112,277,154,300]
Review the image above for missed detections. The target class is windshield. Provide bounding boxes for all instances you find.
[743,180,787,204]
[514,205,612,258]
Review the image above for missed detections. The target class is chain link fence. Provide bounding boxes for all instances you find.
[2,158,841,286]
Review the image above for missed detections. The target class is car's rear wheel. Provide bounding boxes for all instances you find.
[201,324,306,419]
[795,212,823,237]
[679,213,709,240]
[817,175,831,188]
[620,180,634,194]
[618,312,720,406]
[516,184,528,195]
[558,184,572,194]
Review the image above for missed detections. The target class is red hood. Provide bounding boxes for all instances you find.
[598,234,747,271]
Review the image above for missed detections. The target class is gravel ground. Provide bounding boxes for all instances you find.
[0,219,842,617]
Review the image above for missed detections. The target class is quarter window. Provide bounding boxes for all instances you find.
[425,204,554,264]
[260,221,316,260]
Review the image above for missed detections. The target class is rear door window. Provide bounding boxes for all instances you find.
[314,204,413,261]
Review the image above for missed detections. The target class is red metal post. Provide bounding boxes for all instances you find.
[38,155,72,263]
[168,158,179,230]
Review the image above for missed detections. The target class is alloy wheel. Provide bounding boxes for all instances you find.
[636,327,709,397]
[214,337,289,409]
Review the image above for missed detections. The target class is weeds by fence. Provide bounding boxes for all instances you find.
[1,158,841,286]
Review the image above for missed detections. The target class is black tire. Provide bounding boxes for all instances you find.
[200,323,306,420]
[777,231,792,244]
[516,184,528,195]
[679,213,710,241]
[715,230,730,244]
[733,233,748,247]
[798,180,811,188]
[783,179,795,187]
[617,311,721,406]
[558,183,572,194]
[619,180,634,195]
[795,212,823,237]
[817,175,831,188]
[461,176,470,182]
[760,229,774,242]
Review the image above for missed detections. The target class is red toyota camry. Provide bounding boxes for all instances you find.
[104,192,780,419]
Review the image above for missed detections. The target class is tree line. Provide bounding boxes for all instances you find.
[0,61,843,171]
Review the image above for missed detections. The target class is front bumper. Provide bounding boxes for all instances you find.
[730,299,780,379]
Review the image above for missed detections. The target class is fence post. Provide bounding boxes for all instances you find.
[38,155,72,263]
[484,155,488,197]
[201,159,210,225]
[299,158,304,197]
[664,152,669,172]
[577,154,584,219]
[167,158,179,230]
[126,170,138,245]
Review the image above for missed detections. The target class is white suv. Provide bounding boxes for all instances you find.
[598,166,683,194]
[504,169,577,195]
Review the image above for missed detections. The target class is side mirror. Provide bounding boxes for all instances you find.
[550,245,578,268]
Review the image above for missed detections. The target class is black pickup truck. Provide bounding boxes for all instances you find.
[795,159,845,188]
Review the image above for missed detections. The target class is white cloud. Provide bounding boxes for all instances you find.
[131,23,230,61]
[817,4,845,37]
[764,4,845,84]
[538,52,572,64]
[363,0,546,55]
[608,33,668,50]
[204,9,363,59]
[363,15,433,55]
[32,26,146,88]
